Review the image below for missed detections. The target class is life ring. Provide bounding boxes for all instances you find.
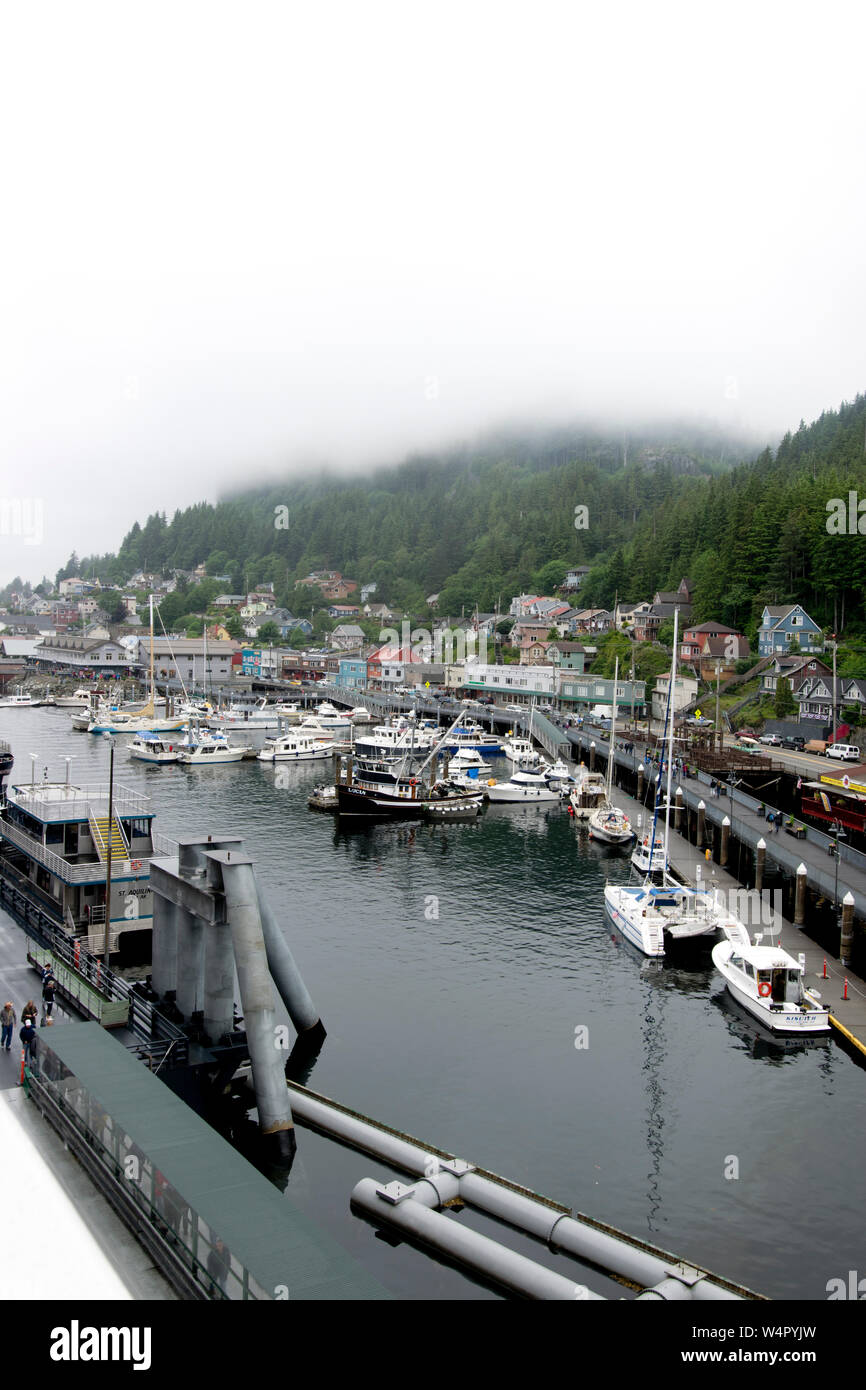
[758,982,771,998]
[409,778,417,786]
[130,859,142,871]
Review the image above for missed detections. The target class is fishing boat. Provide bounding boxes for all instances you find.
[587,660,633,845]
[336,716,484,819]
[631,832,667,877]
[128,732,181,764]
[486,767,562,803]
[257,730,334,763]
[712,922,830,1034]
[273,701,303,721]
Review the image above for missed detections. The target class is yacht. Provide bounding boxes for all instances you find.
[486,768,561,803]
[177,730,246,765]
[354,721,437,759]
[569,767,609,819]
[257,730,335,763]
[54,688,92,708]
[440,720,502,754]
[273,701,303,721]
[0,690,33,708]
[129,732,181,764]
[443,748,495,789]
[713,922,830,1034]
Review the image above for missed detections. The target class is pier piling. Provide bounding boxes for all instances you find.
[841,891,856,967]
[794,863,807,928]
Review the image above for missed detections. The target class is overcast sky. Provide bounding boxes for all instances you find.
[2,0,865,583]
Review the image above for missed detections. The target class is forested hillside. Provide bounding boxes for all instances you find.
[57,396,866,639]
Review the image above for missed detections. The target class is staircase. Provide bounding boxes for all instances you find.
[88,810,129,863]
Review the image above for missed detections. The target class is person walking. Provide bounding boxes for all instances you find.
[22,1000,38,1027]
[19,1018,36,1066]
[42,969,57,1021]
[1,1002,15,1051]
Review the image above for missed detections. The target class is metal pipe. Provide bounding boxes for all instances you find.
[202,916,235,1043]
[220,857,294,1150]
[351,1178,602,1301]
[253,875,323,1038]
[287,1086,750,1300]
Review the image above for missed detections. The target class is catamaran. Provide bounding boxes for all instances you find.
[603,611,729,954]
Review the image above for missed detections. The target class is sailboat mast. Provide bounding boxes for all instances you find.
[608,658,618,798]
[149,594,155,706]
[663,609,679,867]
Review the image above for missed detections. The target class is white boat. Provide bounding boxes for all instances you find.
[177,730,245,765]
[54,687,92,708]
[440,720,502,753]
[486,768,562,803]
[208,697,281,730]
[543,758,574,788]
[712,922,830,1034]
[273,702,303,721]
[569,767,609,819]
[128,732,181,764]
[257,730,335,762]
[631,832,667,877]
[502,735,543,767]
[602,611,728,951]
[354,722,436,757]
[443,747,495,789]
[587,659,633,845]
[89,709,186,734]
[350,707,371,722]
[0,691,33,708]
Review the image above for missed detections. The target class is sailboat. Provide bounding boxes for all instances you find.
[587,659,634,845]
[603,610,729,955]
[88,596,186,734]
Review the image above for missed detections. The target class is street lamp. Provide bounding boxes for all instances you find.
[104,735,115,965]
[830,820,847,922]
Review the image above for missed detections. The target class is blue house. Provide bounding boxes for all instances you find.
[757,604,824,657]
[337,657,368,691]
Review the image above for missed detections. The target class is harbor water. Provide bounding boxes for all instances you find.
[3,707,865,1301]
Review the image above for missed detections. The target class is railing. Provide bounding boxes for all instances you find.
[0,846,188,1064]
[88,809,130,862]
[0,818,150,883]
[5,783,151,822]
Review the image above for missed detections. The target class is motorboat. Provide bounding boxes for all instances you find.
[543,759,574,789]
[297,715,353,749]
[273,702,303,721]
[443,747,495,789]
[350,707,371,722]
[631,832,667,877]
[128,732,181,764]
[177,729,246,765]
[569,767,609,819]
[354,722,437,758]
[335,714,485,819]
[257,730,335,762]
[0,691,33,708]
[712,922,830,1034]
[54,687,92,708]
[502,734,543,767]
[486,768,562,803]
[440,720,502,754]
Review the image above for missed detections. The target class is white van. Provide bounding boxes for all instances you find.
[825,744,861,762]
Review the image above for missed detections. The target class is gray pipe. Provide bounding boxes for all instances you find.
[253,873,323,1038]
[202,916,235,1043]
[174,904,205,1019]
[221,858,294,1149]
[351,1178,603,1301]
[151,896,178,999]
[289,1087,749,1300]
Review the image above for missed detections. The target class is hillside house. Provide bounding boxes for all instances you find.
[757,604,824,657]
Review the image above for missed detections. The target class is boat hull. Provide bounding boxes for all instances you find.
[712,944,831,1033]
[604,890,665,957]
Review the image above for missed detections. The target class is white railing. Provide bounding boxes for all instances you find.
[0,819,154,883]
[5,783,151,823]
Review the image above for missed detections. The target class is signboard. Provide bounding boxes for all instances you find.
[821,769,866,796]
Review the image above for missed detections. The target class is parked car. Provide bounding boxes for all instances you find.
[758,733,782,746]
[804,739,827,755]
[780,735,806,751]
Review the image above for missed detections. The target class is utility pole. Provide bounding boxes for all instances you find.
[103,736,115,965]
[831,634,838,745]
[715,660,722,753]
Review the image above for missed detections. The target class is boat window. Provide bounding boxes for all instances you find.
[742,961,755,979]
[730,954,743,971]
